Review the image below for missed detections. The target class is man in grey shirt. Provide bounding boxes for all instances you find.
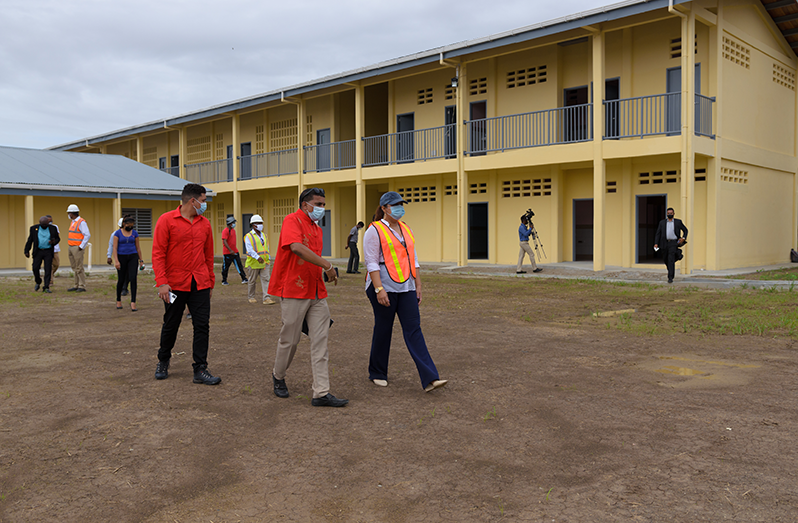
[346,221,364,274]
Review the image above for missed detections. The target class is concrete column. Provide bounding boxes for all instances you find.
[114,194,122,228]
[232,114,242,228]
[25,195,34,271]
[136,136,144,165]
[179,127,187,180]
[488,170,498,263]
[707,9,722,270]
[457,62,468,266]
[592,30,606,272]
[621,158,633,267]
[354,83,366,240]
[681,10,696,274]
[297,99,306,199]
[550,165,562,262]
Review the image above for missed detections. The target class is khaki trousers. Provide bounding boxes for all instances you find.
[517,241,538,271]
[245,265,270,300]
[273,297,331,399]
[68,245,86,289]
[50,252,60,286]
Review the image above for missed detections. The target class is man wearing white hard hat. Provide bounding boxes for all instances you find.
[66,204,91,292]
[244,214,275,305]
[107,218,130,296]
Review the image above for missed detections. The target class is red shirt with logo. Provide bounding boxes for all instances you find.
[152,205,215,292]
[268,209,327,300]
[221,226,237,255]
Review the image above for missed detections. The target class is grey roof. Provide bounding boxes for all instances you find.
[49,0,690,151]
[0,146,200,199]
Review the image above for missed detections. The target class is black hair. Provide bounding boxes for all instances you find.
[667,207,674,213]
[182,183,207,203]
[357,221,364,227]
[299,187,325,206]
[122,214,135,225]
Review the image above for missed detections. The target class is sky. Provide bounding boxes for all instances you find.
[1,0,612,150]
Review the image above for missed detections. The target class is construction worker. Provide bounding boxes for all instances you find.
[244,214,275,305]
[66,204,91,292]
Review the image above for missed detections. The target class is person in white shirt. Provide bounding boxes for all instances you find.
[244,214,276,305]
[107,218,130,296]
[66,204,91,292]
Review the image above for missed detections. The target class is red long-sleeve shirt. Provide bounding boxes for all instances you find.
[152,205,215,291]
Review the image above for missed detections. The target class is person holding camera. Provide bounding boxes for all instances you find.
[517,215,542,274]
[653,207,688,284]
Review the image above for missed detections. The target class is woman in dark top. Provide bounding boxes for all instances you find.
[113,215,144,311]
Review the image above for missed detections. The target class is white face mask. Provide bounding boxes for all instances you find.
[254,224,263,232]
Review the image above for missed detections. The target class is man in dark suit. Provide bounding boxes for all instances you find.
[24,216,61,293]
[653,207,688,284]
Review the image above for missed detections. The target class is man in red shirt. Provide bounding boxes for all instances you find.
[221,216,247,285]
[269,187,348,407]
[152,183,221,386]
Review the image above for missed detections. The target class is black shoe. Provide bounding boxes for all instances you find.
[533,268,543,273]
[43,288,52,294]
[75,288,86,293]
[354,271,361,274]
[34,283,40,291]
[311,393,349,407]
[668,279,673,283]
[67,287,77,292]
[516,271,526,274]
[121,289,128,296]
[222,281,229,286]
[273,375,289,398]
[155,360,170,380]
[193,367,221,385]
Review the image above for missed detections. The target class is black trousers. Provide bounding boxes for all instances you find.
[346,242,360,273]
[662,240,680,281]
[116,253,138,301]
[158,278,211,372]
[32,249,54,288]
[222,253,246,282]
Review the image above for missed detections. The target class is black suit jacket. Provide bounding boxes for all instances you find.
[24,224,60,257]
[654,218,688,246]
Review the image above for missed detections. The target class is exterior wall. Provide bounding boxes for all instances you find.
[0,195,29,269]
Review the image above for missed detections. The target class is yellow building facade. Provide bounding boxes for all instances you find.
[53,0,798,272]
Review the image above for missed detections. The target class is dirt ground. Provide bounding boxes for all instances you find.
[1,268,797,522]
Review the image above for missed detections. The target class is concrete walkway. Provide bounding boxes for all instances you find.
[3,260,796,290]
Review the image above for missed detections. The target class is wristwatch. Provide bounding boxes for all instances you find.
[375,286,384,293]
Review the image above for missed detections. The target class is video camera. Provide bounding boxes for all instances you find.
[521,209,535,224]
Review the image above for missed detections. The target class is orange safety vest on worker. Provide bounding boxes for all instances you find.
[68,217,86,246]
[371,220,417,283]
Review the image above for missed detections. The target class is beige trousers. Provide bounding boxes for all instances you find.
[50,252,60,285]
[517,241,538,271]
[273,297,331,399]
[68,245,86,289]
[245,265,270,300]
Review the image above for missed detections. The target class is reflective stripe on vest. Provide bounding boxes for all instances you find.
[68,217,85,246]
[372,220,417,284]
[244,231,269,269]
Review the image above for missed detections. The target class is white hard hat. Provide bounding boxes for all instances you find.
[118,218,124,228]
[250,214,263,224]
[67,204,80,213]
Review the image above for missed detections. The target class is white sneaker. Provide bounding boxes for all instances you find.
[248,298,257,304]
[372,379,388,387]
[424,379,448,392]
[263,297,276,305]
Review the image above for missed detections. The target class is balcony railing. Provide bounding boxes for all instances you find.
[239,149,298,180]
[185,158,233,184]
[304,140,356,173]
[465,104,593,155]
[604,93,715,139]
[160,166,179,177]
[363,124,456,167]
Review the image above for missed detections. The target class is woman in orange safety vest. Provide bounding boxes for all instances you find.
[362,191,447,393]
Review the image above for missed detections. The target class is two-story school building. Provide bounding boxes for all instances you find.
[50,0,798,273]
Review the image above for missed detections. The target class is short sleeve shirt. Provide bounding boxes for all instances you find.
[349,226,359,243]
[222,226,237,254]
[268,209,327,300]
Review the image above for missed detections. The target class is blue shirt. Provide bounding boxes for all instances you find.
[38,226,52,250]
[114,229,139,256]
[518,224,531,242]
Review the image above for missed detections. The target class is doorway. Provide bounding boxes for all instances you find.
[469,101,487,155]
[170,155,180,177]
[242,213,253,246]
[468,202,489,259]
[319,210,331,257]
[666,63,701,135]
[563,86,589,142]
[605,78,620,138]
[240,142,252,180]
[396,113,414,163]
[636,195,666,263]
[573,199,593,261]
[317,128,331,171]
[444,106,456,158]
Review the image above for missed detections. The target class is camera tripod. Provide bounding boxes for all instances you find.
[524,219,547,262]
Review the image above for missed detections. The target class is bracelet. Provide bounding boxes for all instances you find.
[325,264,333,271]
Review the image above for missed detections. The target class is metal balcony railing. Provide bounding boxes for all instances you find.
[185,158,233,184]
[604,93,715,139]
[160,166,180,177]
[695,94,716,138]
[363,124,456,167]
[465,104,593,155]
[238,149,298,180]
[304,140,356,173]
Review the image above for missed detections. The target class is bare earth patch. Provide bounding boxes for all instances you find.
[1,271,797,522]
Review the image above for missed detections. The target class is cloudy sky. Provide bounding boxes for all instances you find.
[2,0,612,150]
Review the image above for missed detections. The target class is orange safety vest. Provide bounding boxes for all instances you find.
[371,220,417,283]
[68,217,85,246]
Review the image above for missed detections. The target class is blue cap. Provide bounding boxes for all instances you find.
[380,191,408,206]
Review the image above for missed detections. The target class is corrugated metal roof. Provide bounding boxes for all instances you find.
[761,0,798,56]
[0,146,189,195]
[49,0,690,151]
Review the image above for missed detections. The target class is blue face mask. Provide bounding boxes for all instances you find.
[389,205,405,220]
[308,205,325,222]
[194,199,207,215]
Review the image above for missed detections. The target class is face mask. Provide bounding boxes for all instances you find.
[254,224,263,232]
[124,226,134,231]
[667,214,674,220]
[193,199,207,215]
[230,223,236,229]
[308,205,325,222]
[389,205,405,220]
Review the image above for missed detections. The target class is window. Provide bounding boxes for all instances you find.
[417,88,433,105]
[121,208,153,237]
